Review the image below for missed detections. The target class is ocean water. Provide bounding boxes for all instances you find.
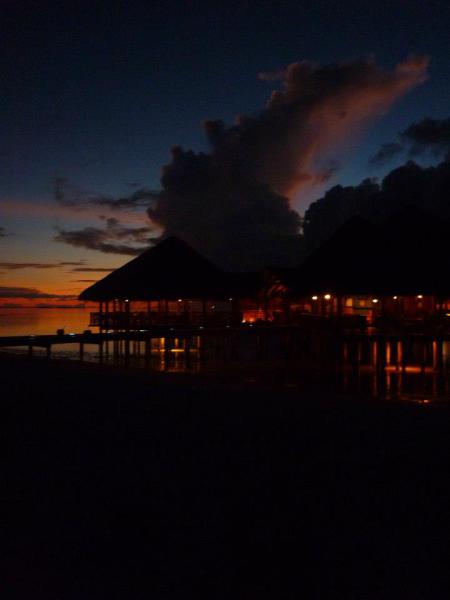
[0,306,199,370]
[1,307,450,401]
[0,307,99,361]
[0,307,93,337]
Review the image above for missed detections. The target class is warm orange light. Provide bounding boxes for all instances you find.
[178,298,182,302]
[312,295,318,301]
[372,298,379,304]
[393,296,398,300]
[324,294,331,300]
[417,295,423,299]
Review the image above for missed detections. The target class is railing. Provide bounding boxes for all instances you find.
[88,310,450,336]
[89,311,238,329]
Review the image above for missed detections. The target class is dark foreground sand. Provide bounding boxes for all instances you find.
[2,354,450,599]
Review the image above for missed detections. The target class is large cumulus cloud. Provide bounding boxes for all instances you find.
[147,56,428,269]
[304,159,450,250]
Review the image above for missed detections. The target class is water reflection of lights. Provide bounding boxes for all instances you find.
[382,365,435,374]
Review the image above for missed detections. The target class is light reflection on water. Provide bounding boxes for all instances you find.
[0,307,92,336]
[339,367,450,404]
[4,342,450,403]
[2,308,450,403]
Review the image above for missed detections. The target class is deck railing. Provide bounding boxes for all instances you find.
[89,310,450,335]
[89,310,237,329]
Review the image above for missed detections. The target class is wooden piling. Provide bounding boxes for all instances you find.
[185,336,191,369]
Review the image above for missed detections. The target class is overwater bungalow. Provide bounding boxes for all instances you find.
[80,208,450,334]
[79,236,261,330]
[266,208,450,331]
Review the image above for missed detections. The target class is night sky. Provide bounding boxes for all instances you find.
[1,0,450,302]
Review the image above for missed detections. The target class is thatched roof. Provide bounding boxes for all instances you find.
[289,208,450,297]
[80,210,450,303]
[79,236,229,301]
[288,216,387,296]
[380,207,450,296]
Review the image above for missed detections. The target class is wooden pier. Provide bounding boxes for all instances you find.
[1,327,450,374]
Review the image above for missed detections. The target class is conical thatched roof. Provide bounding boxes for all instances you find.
[291,216,389,296]
[290,208,450,297]
[380,207,450,295]
[79,236,229,301]
[80,210,450,303]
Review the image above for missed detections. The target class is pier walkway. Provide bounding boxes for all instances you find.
[1,327,450,373]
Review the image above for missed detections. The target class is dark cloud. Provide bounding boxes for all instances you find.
[53,176,156,211]
[304,159,450,250]
[147,56,428,269]
[0,286,74,299]
[0,261,86,270]
[0,227,6,237]
[0,262,59,270]
[54,217,154,255]
[369,142,404,166]
[402,117,450,159]
[370,117,450,166]
[0,303,27,308]
[90,189,157,211]
[70,267,115,272]
[34,303,85,308]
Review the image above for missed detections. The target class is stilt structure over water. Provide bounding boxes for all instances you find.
[278,209,450,331]
[76,209,450,378]
[79,236,260,330]
[80,209,450,334]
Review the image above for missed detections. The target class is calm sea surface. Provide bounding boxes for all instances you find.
[1,307,450,401]
[0,307,98,361]
[0,307,93,337]
[0,307,198,369]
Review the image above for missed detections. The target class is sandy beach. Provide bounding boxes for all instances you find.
[2,353,450,598]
